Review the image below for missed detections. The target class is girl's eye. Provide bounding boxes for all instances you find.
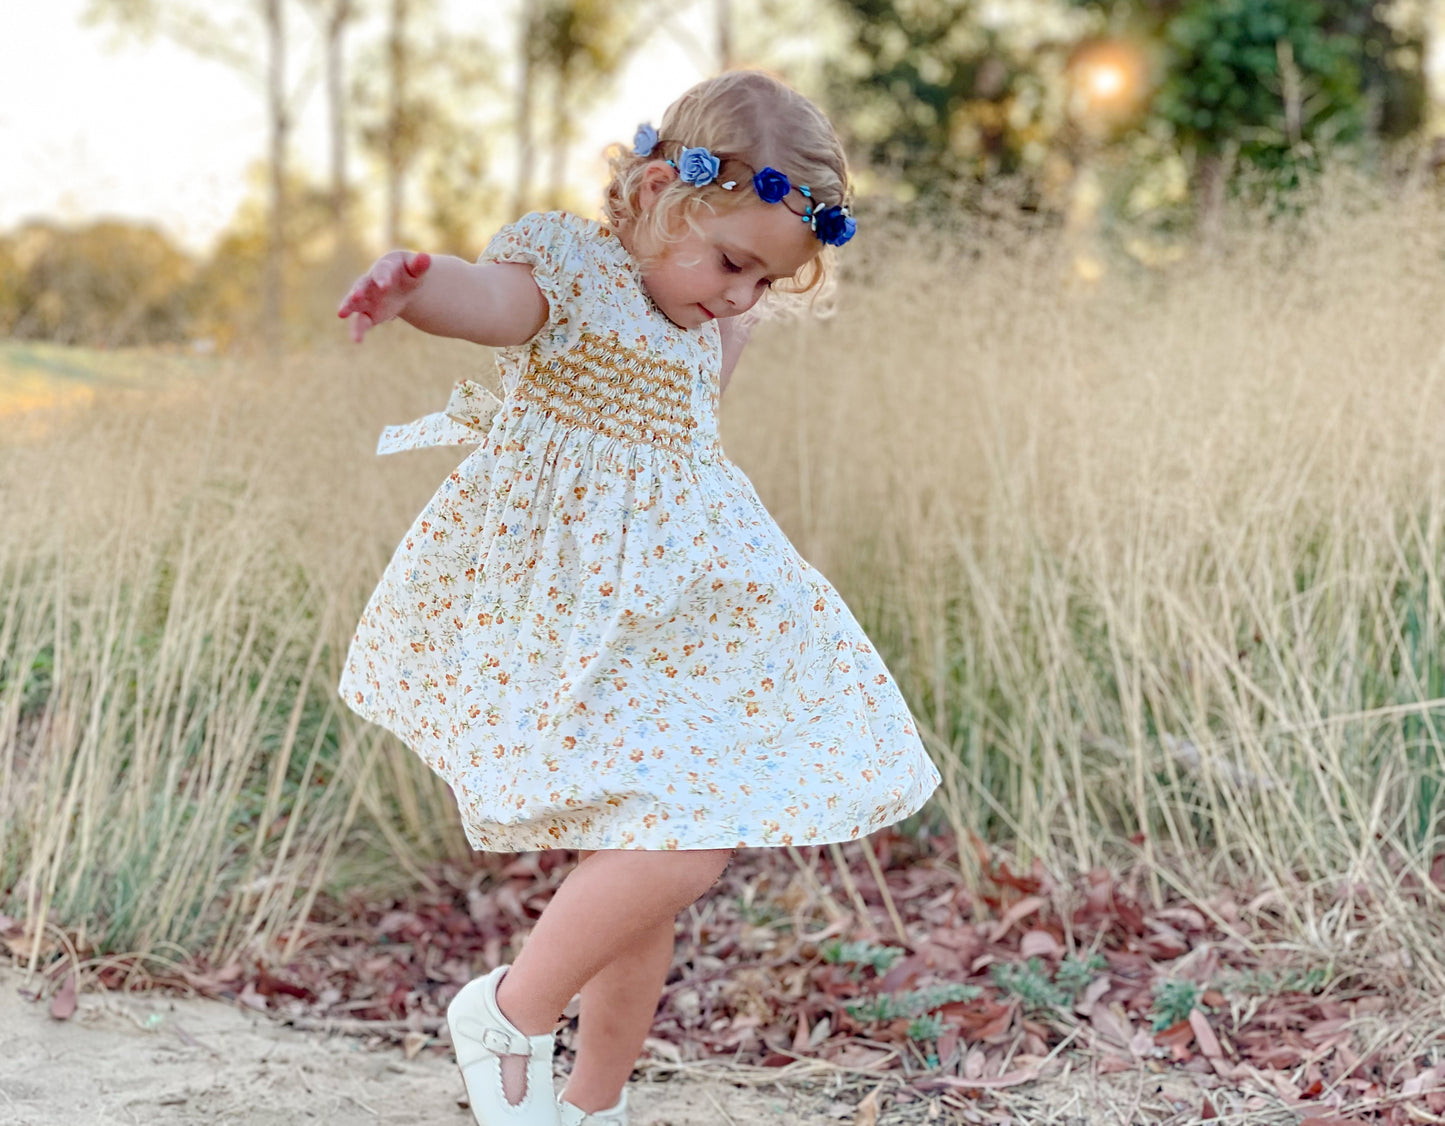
[721,255,741,274]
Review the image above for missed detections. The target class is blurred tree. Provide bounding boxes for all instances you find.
[824,0,1084,204]
[1154,0,1365,208]
[85,0,296,352]
[515,0,666,212]
[0,222,196,347]
[189,169,357,347]
[352,0,495,250]
[298,0,360,240]
[1069,0,1425,208]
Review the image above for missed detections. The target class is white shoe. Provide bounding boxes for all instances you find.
[447,964,560,1126]
[557,1090,628,1126]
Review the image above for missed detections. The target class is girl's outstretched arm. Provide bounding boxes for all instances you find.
[338,251,549,347]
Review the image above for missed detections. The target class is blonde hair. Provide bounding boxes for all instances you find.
[603,70,851,299]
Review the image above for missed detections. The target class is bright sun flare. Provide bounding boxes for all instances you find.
[1086,63,1127,100]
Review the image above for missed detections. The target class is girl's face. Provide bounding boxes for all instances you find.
[630,168,820,331]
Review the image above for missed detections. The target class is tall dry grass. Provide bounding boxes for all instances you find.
[3,176,1444,983]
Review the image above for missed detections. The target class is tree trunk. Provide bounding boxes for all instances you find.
[385,0,409,248]
[1427,0,1445,175]
[513,9,536,217]
[716,0,732,71]
[264,0,287,354]
[547,69,570,209]
[327,0,352,236]
[1193,149,1227,243]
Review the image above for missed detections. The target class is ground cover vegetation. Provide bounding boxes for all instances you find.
[2,176,1444,1118]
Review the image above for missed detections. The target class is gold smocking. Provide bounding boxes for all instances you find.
[517,333,701,454]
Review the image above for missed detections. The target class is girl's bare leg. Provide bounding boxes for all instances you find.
[489,848,731,1106]
[560,914,675,1112]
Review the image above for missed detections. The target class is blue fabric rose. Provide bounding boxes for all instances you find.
[676,146,721,186]
[813,205,857,247]
[632,122,658,157]
[753,167,791,204]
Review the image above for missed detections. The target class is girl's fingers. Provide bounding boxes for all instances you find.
[339,253,420,330]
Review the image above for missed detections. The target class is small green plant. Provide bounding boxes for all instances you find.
[1150,979,1202,1030]
[845,982,981,1023]
[1054,952,1107,995]
[820,938,905,975]
[991,958,1069,1010]
[906,1013,946,1042]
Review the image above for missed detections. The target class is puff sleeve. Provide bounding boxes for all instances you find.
[479,210,593,352]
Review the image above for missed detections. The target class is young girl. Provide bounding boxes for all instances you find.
[337,70,940,1126]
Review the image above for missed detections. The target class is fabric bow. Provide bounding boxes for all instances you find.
[376,379,503,455]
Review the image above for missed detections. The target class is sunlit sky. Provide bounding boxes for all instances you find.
[2,0,712,252]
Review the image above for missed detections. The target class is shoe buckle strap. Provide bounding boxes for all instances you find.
[479,1025,527,1055]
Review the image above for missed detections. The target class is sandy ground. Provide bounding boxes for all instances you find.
[0,966,1289,1126]
[0,969,857,1126]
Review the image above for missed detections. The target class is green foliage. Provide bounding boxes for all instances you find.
[820,938,906,975]
[906,1012,947,1042]
[988,952,1107,1012]
[1155,0,1363,179]
[845,982,981,1023]
[991,957,1070,1010]
[824,0,1049,202]
[0,222,197,347]
[1054,952,1108,995]
[1150,978,1202,1030]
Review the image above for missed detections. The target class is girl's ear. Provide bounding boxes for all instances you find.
[637,160,677,209]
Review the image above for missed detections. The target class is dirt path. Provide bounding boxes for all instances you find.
[0,966,1310,1126]
[0,969,847,1126]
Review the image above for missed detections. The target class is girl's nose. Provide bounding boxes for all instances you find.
[726,279,757,312]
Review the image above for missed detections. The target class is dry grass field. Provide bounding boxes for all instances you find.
[3,178,1444,1003]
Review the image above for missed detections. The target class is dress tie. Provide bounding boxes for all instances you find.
[376,379,503,455]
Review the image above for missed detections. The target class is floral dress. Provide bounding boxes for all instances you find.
[340,211,940,851]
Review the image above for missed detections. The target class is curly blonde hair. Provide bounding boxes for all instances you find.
[603,70,851,298]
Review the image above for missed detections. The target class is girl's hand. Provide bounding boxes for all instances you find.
[337,251,432,343]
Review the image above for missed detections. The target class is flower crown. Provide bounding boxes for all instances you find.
[631,122,856,247]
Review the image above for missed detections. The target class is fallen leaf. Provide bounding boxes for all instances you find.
[923,1067,1043,1092]
[1089,1006,1133,1050]
[1190,1009,1222,1059]
[1077,975,1112,1014]
[826,1044,895,1071]
[401,1030,428,1060]
[1201,1095,1218,1120]
[49,973,77,1021]
[989,896,1045,941]
[852,1086,882,1126]
[1019,930,1063,959]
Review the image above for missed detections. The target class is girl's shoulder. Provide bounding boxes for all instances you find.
[481,211,644,352]
[482,210,626,271]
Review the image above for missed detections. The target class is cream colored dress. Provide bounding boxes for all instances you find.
[340,211,940,851]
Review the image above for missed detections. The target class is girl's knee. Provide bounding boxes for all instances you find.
[655,848,732,908]
[690,847,734,896]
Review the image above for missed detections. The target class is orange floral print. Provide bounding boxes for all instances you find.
[340,211,940,851]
